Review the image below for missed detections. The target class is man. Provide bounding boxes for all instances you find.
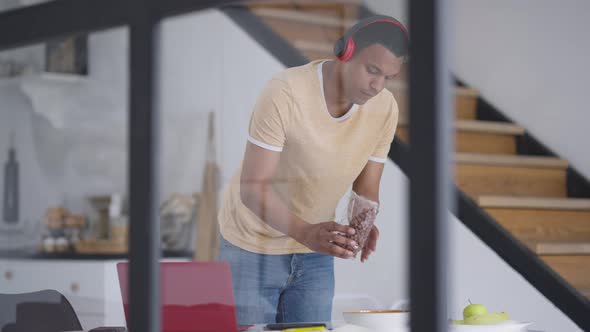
[217,15,409,325]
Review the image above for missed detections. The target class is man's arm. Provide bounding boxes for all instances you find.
[352,160,385,262]
[352,160,384,203]
[240,142,358,258]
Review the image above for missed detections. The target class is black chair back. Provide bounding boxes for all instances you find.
[0,289,82,332]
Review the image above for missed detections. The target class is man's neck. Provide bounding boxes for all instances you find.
[322,60,353,118]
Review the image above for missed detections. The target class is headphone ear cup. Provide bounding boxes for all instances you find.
[338,38,356,62]
[333,38,345,57]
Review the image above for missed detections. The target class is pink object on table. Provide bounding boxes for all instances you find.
[117,261,240,332]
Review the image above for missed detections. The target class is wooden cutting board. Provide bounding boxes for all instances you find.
[194,111,220,261]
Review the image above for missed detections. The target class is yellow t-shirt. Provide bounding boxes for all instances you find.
[218,59,399,254]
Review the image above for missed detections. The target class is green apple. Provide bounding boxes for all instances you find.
[451,320,466,325]
[463,304,487,320]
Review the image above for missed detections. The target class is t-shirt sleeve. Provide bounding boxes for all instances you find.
[247,78,291,152]
[369,96,399,163]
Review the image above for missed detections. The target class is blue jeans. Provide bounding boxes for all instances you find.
[218,235,335,325]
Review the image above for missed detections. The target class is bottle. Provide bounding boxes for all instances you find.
[3,132,19,223]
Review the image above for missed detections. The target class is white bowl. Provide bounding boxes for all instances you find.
[449,320,532,332]
[342,310,410,331]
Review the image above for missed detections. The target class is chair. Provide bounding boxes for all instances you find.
[0,289,83,332]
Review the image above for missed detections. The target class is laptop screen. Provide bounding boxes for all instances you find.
[117,261,238,332]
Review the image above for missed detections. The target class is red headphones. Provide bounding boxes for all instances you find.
[333,15,409,62]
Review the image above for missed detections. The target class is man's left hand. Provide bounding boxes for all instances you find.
[361,225,379,263]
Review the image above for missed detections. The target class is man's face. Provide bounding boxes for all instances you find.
[342,43,404,105]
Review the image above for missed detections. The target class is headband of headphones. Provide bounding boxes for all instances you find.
[333,15,409,62]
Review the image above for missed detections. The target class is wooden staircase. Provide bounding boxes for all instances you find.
[246,0,590,300]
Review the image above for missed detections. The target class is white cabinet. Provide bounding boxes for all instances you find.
[0,259,127,330]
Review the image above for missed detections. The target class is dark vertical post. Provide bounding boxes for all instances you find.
[128,1,160,331]
[408,0,452,332]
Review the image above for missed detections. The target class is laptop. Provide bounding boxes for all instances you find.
[116,261,239,332]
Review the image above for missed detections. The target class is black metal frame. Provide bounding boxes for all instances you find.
[127,1,159,331]
[407,2,451,331]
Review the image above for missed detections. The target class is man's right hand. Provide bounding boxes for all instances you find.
[296,222,359,259]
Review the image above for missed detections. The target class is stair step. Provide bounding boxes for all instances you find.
[481,196,590,243]
[294,39,334,54]
[534,242,590,255]
[252,7,353,44]
[398,118,524,134]
[248,0,362,21]
[293,39,334,60]
[254,9,349,44]
[456,154,568,198]
[387,80,478,97]
[454,120,524,135]
[253,8,356,27]
[249,0,362,10]
[540,255,590,290]
[453,121,523,155]
[479,196,590,210]
[396,120,524,154]
[388,81,479,120]
[455,153,568,168]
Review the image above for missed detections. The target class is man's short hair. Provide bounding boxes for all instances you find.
[353,21,409,59]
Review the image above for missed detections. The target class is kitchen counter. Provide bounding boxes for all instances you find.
[0,249,193,260]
